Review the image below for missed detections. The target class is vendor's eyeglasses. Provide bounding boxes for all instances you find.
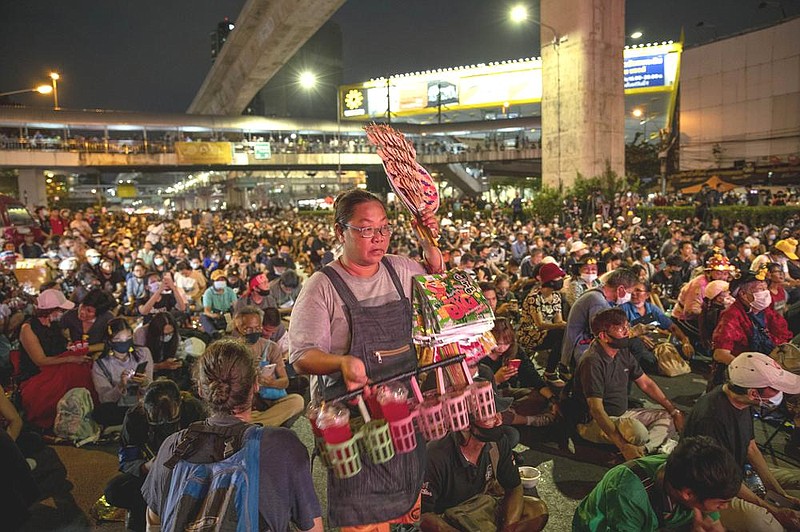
[344,224,393,238]
[146,409,181,426]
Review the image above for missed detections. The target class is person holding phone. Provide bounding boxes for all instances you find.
[92,317,154,426]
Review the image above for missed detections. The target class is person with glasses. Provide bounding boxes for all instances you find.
[103,379,205,532]
[289,188,442,532]
[563,308,683,461]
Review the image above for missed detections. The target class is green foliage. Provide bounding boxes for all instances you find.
[527,186,563,223]
[625,135,660,180]
[638,206,800,228]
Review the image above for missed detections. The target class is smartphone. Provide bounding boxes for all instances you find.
[135,361,149,374]
[260,363,277,378]
[507,359,521,371]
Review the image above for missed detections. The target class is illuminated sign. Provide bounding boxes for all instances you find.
[253,142,271,160]
[339,42,681,120]
[175,142,233,165]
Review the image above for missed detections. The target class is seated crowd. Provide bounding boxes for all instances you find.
[1,198,800,531]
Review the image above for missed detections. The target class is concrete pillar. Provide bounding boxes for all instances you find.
[17,168,48,210]
[540,0,625,190]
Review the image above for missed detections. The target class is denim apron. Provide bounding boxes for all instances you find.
[320,257,426,527]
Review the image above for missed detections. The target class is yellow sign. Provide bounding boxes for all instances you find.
[175,142,233,165]
[340,42,681,119]
[117,184,137,198]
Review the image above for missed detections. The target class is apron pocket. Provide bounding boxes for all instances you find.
[364,342,417,384]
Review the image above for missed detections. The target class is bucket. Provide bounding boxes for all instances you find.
[469,381,496,422]
[359,419,395,464]
[415,397,448,441]
[443,390,470,432]
[388,411,418,454]
[325,433,362,479]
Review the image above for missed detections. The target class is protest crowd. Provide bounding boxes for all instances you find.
[2,182,800,532]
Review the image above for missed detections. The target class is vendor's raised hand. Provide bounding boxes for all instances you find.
[341,355,368,391]
[412,206,440,244]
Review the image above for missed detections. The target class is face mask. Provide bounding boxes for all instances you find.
[244,332,261,344]
[148,282,160,293]
[190,262,200,269]
[88,257,100,266]
[558,246,567,255]
[733,231,740,238]
[722,295,736,308]
[616,289,631,306]
[689,259,699,268]
[47,250,59,258]
[224,255,232,262]
[581,273,597,284]
[161,334,173,343]
[471,424,505,443]
[123,262,132,270]
[758,391,783,409]
[49,312,64,323]
[214,280,227,290]
[111,339,133,354]
[154,258,164,266]
[256,288,270,296]
[642,256,651,263]
[749,290,772,312]
[605,334,632,349]
[743,249,752,258]
[544,279,564,291]
[453,256,462,266]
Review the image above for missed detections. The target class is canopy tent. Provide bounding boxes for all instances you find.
[680,175,738,195]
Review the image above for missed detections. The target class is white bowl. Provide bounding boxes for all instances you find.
[519,466,541,489]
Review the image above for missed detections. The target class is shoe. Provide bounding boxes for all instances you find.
[543,371,566,388]
[26,458,37,471]
[658,438,678,455]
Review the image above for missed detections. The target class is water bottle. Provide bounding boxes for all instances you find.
[744,464,767,499]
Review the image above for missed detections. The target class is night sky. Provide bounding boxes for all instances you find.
[0,0,796,114]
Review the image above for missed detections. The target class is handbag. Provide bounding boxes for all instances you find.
[653,342,690,377]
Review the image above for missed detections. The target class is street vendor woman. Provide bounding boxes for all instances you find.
[290,188,443,531]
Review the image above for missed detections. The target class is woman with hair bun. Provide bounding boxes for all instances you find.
[142,339,322,532]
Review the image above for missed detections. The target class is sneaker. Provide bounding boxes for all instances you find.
[543,371,566,388]
[658,438,678,455]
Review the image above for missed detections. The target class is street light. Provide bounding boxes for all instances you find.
[298,71,317,90]
[631,108,644,118]
[0,84,53,98]
[49,72,60,109]
[510,4,528,23]
[630,31,643,39]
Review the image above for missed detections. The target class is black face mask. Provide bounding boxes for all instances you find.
[544,279,564,290]
[471,425,505,443]
[605,335,631,349]
[244,332,261,344]
[256,288,270,296]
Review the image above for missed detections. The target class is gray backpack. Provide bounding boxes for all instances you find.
[54,387,100,446]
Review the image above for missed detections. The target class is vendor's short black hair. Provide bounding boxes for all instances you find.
[664,436,741,502]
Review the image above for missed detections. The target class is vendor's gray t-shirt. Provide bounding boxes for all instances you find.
[288,254,424,398]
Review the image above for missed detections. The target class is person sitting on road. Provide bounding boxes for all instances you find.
[91,317,154,427]
[200,269,237,336]
[564,308,683,459]
[134,313,189,389]
[573,436,741,531]
[103,379,205,532]
[684,352,800,532]
[59,288,117,355]
[269,269,302,314]
[420,377,549,532]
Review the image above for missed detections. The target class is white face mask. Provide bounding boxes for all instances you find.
[758,391,783,409]
[452,256,462,266]
[749,289,772,312]
[743,248,752,258]
[213,280,227,290]
[616,289,632,306]
[581,273,597,284]
[722,295,736,308]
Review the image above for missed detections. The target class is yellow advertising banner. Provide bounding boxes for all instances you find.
[175,142,233,165]
[117,184,137,198]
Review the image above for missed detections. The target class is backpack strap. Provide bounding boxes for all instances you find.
[165,421,252,469]
[95,357,114,386]
[488,442,500,481]
[624,461,666,527]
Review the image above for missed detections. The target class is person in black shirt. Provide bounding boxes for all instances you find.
[684,352,800,531]
[18,229,44,258]
[420,380,548,532]
[651,255,685,308]
[104,380,206,532]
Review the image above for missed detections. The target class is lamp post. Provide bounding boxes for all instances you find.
[510,3,563,189]
[0,84,53,99]
[49,72,60,110]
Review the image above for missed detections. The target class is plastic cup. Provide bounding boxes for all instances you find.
[322,423,352,445]
[380,399,410,422]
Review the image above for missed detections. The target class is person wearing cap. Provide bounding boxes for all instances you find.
[565,308,683,460]
[573,436,741,532]
[18,289,95,429]
[752,239,799,281]
[564,240,590,270]
[684,352,800,531]
[672,253,736,348]
[103,379,206,532]
[518,263,568,386]
[201,269,237,336]
[419,368,549,532]
[565,257,601,308]
[698,280,735,354]
[234,272,278,315]
[710,268,793,387]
